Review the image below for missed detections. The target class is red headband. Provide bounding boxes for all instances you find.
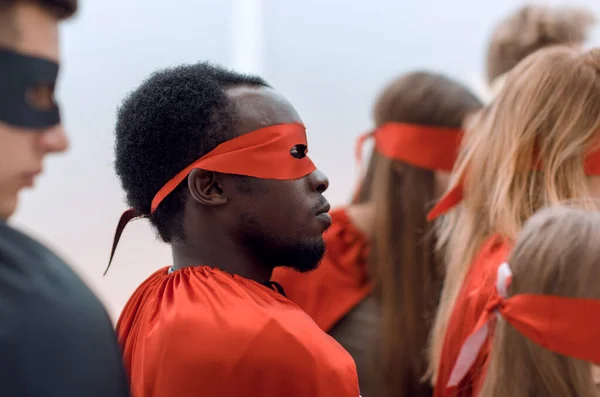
[151,123,315,213]
[448,262,600,388]
[352,123,463,202]
[428,147,600,221]
[355,123,463,171]
[104,123,316,275]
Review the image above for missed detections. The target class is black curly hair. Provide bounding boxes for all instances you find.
[114,62,269,242]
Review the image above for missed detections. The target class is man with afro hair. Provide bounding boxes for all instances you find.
[112,62,361,397]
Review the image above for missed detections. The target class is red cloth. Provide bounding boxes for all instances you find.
[449,265,600,387]
[433,235,512,397]
[117,266,360,397]
[428,145,600,220]
[272,208,371,332]
[356,123,462,171]
[151,123,315,213]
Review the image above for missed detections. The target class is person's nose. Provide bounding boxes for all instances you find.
[39,124,69,154]
[309,169,329,193]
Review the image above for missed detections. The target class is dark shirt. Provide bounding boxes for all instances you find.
[0,221,129,397]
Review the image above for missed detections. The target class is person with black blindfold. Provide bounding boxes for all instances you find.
[0,1,129,396]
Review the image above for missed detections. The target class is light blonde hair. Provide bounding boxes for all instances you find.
[427,46,600,382]
[479,205,600,397]
[486,4,595,85]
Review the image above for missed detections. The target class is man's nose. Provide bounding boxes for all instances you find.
[310,169,329,193]
[39,124,69,154]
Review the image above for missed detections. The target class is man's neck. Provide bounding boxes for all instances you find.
[171,237,273,284]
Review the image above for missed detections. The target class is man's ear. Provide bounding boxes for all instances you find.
[188,169,228,206]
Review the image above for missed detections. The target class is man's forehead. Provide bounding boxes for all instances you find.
[226,86,302,135]
[4,3,59,62]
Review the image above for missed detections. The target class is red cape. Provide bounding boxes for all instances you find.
[117,266,359,397]
[272,208,371,332]
[434,235,512,397]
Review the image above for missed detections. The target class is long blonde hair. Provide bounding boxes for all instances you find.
[479,205,600,397]
[428,46,600,381]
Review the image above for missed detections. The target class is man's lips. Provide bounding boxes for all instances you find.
[316,203,332,227]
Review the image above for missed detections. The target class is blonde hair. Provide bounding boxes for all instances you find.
[428,46,600,382]
[479,205,600,397]
[486,4,595,85]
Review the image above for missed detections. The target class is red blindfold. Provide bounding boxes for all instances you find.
[356,123,463,171]
[352,123,463,202]
[448,262,600,388]
[427,145,600,221]
[105,123,316,274]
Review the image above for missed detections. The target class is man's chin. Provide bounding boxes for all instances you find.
[251,233,325,273]
[283,257,323,273]
[0,194,18,221]
[280,240,325,273]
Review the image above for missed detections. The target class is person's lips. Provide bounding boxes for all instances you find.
[315,202,332,228]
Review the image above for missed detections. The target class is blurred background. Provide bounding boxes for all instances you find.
[9,0,600,319]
